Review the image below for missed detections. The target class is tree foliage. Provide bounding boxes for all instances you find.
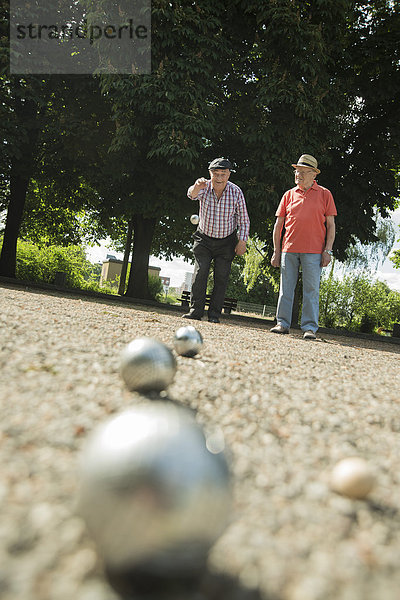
[320,273,400,332]
[391,248,400,270]
[206,250,277,305]
[390,221,400,270]
[0,73,49,275]
[91,0,239,298]
[0,0,399,300]
[0,237,99,288]
[242,235,280,293]
[342,215,396,271]
[321,0,400,259]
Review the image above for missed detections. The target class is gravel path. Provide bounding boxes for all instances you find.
[1,284,400,600]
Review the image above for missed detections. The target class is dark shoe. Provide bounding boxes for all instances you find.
[208,317,220,323]
[270,324,289,334]
[183,311,202,321]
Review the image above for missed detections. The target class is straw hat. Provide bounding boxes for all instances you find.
[291,154,320,174]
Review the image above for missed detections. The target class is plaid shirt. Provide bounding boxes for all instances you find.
[188,180,250,240]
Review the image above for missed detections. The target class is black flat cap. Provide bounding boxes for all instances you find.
[208,157,235,171]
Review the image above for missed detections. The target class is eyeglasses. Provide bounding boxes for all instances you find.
[293,168,314,175]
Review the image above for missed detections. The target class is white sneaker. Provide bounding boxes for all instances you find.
[270,324,289,334]
[303,330,317,340]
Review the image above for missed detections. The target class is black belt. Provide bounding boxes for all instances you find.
[196,228,237,241]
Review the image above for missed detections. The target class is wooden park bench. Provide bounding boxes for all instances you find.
[179,290,238,314]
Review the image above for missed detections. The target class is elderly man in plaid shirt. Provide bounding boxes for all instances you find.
[184,158,250,323]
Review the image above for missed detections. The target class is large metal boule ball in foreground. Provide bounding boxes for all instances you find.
[190,214,199,225]
[78,403,231,575]
[173,326,203,358]
[120,337,176,392]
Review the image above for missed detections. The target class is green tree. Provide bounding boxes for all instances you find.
[391,249,400,270]
[87,0,364,298]
[343,216,396,271]
[224,0,399,262]
[319,274,400,332]
[0,73,120,265]
[321,0,400,259]
[390,221,400,270]
[2,0,399,301]
[205,251,276,305]
[0,0,91,274]
[90,0,237,299]
[242,235,280,295]
[226,0,353,234]
[0,237,96,288]
[0,75,47,276]
[0,0,120,272]
[319,214,397,327]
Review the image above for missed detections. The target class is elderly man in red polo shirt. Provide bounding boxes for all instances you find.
[184,157,250,323]
[270,154,337,339]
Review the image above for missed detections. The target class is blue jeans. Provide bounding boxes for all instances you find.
[276,252,322,332]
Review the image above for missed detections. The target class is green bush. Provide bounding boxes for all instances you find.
[162,292,179,305]
[148,274,164,301]
[83,279,119,295]
[14,240,90,288]
[359,314,376,333]
[1,238,176,300]
[15,241,44,282]
[319,273,400,332]
[40,246,88,288]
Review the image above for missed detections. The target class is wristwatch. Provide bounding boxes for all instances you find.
[324,250,333,255]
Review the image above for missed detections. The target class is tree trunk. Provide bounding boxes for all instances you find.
[118,218,134,295]
[0,169,31,277]
[0,98,40,278]
[125,214,157,299]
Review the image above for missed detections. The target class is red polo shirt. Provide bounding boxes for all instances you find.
[276,181,337,253]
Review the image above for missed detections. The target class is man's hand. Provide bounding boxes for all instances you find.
[321,251,332,267]
[235,240,247,256]
[190,177,207,198]
[270,251,281,267]
[195,177,207,189]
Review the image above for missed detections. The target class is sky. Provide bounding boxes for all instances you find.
[87,208,400,291]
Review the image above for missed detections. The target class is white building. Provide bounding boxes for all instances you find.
[183,271,193,292]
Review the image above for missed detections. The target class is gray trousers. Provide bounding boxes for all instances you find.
[191,230,237,317]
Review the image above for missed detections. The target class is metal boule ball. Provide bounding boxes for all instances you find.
[190,214,199,225]
[173,326,203,358]
[120,337,176,392]
[77,403,232,574]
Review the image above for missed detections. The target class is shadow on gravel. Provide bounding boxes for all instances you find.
[105,567,268,600]
[367,499,400,522]
[318,335,400,355]
[227,317,400,355]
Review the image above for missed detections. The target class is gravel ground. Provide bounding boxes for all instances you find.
[1,283,400,600]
